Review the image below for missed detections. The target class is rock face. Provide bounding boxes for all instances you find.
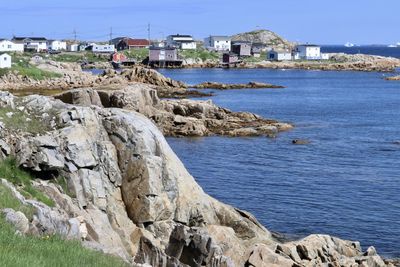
[54,86,292,137]
[0,91,393,267]
[231,29,293,50]
[192,81,284,90]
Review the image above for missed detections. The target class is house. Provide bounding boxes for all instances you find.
[47,40,67,51]
[222,52,239,64]
[231,41,251,56]
[166,34,197,50]
[116,38,150,50]
[204,36,231,51]
[110,37,128,46]
[67,43,79,52]
[148,47,182,67]
[251,43,266,57]
[149,47,178,61]
[12,37,47,52]
[267,49,292,61]
[0,53,11,68]
[87,44,115,53]
[0,39,24,52]
[295,44,322,60]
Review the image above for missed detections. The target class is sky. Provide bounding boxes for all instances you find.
[1,0,399,44]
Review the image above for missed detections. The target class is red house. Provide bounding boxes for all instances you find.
[116,38,150,50]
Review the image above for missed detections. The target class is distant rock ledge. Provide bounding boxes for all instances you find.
[192,81,284,90]
[385,75,400,81]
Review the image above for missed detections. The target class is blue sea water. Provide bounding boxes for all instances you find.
[159,68,400,258]
[321,45,400,58]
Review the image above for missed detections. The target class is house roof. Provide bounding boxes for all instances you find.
[149,46,176,51]
[169,34,193,38]
[209,36,231,41]
[12,37,47,41]
[123,39,150,46]
[297,44,320,47]
[232,41,252,45]
[269,49,291,54]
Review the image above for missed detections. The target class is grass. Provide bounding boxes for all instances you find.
[49,52,108,63]
[0,157,54,207]
[0,106,50,134]
[179,48,219,61]
[0,183,35,219]
[0,184,129,267]
[0,53,62,80]
[122,48,149,62]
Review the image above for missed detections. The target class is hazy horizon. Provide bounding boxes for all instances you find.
[1,0,399,45]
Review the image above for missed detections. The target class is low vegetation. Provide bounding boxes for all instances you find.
[179,48,219,61]
[48,52,108,63]
[0,183,129,267]
[0,157,54,207]
[122,48,149,62]
[0,106,50,134]
[0,53,61,80]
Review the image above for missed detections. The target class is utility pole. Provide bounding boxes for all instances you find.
[73,28,77,42]
[109,27,113,43]
[147,23,151,43]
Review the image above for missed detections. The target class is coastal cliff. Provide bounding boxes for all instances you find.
[0,90,394,267]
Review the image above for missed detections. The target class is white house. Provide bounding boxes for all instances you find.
[0,40,24,52]
[89,44,115,53]
[166,34,197,50]
[0,53,12,68]
[295,44,322,60]
[67,43,79,52]
[47,40,67,51]
[267,49,292,61]
[12,37,47,52]
[204,36,231,51]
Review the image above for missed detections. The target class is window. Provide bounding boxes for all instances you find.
[4,57,7,61]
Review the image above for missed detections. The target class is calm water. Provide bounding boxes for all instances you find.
[321,45,400,58]
[159,68,400,258]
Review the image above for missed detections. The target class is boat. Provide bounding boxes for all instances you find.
[344,42,355,47]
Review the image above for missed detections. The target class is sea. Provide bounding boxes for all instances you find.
[158,47,400,258]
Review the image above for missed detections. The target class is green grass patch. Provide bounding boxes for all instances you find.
[179,48,219,61]
[49,52,108,63]
[0,184,129,267]
[0,158,54,207]
[0,183,35,220]
[122,48,149,62]
[0,106,50,134]
[12,59,61,80]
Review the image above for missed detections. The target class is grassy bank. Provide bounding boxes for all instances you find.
[0,157,54,207]
[0,106,51,134]
[0,183,129,267]
[179,48,219,61]
[0,53,61,80]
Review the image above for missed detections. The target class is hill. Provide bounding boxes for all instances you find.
[231,29,293,49]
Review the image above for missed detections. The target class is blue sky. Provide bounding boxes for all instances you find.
[1,0,399,44]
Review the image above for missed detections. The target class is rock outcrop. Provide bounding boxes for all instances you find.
[231,29,293,50]
[54,86,292,137]
[192,81,284,90]
[0,91,393,266]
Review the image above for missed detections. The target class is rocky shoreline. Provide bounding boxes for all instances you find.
[0,91,396,266]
